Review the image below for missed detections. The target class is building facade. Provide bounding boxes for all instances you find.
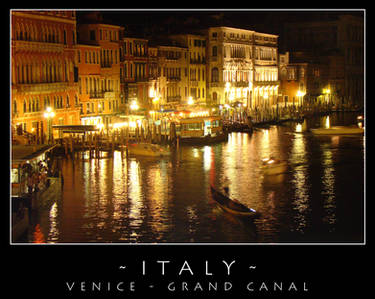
[77,21,123,128]
[121,37,150,113]
[283,14,364,107]
[157,44,188,109]
[170,34,207,106]
[11,10,80,140]
[206,27,279,110]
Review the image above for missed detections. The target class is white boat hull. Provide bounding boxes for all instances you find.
[128,143,170,157]
[311,126,364,135]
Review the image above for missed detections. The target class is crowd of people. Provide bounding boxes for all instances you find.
[25,160,50,195]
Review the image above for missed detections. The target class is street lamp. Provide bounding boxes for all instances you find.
[296,90,306,106]
[44,107,55,144]
[130,100,139,111]
[187,96,194,106]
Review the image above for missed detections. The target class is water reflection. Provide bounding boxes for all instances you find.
[28,113,364,243]
[321,144,336,231]
[290,129,310,234]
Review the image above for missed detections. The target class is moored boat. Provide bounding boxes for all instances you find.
[310,126,364,135]
[178,115,228,144]
[127,143,170,157]
[261,157,288,175]
[210,185,258,217]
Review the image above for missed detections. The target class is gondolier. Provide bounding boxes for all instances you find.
[210,185,259,218]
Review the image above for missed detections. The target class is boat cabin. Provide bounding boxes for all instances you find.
[178,116,223,138]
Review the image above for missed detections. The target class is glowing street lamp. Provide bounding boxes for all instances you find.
[296,90,306,106]
[323,88,331,105]
[130,100,139,111]
[187,97,194,106]
[44,107,55,144]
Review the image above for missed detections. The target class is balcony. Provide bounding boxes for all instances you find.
[89,92,104,99]
[166,76,181,82]
[15,82,69,93]
[190,58,206,64]
[166,96,181,103]
[104,91,116,98]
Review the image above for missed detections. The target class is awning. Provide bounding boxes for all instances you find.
[52,125,98,133]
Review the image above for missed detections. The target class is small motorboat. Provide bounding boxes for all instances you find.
[127,143,170,157]
[310,126,364,135]
[261,157,288,175]
[210,185,258,217]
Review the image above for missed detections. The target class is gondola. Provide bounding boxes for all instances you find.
[210,185,258,217]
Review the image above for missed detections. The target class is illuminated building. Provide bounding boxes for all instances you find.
[206,26,279,110]
[76,13,123,127]
[169,34,207,106]
[147,45,161,111]
[11,10,80,140]
[283,15,364,107]
[278,52,308,106]
[120,37,149,113]
[157,43,188,109]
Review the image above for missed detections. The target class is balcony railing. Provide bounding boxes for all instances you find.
[166,96,181,103]
[89,92,104,99]
[166,76,181,82]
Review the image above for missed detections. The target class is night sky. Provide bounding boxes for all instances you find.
[76,9,363,51]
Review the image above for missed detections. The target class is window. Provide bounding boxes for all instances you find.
[211,67,219,82]
[212,46,217,57]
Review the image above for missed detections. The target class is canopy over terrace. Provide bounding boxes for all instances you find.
[52,125,99,135]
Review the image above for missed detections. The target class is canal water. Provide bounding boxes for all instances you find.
[26,112,365,243]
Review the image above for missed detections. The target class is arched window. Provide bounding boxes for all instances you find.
[23,100,27,113]
[211,67,219,82]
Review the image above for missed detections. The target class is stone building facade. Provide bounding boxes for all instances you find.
[77,21,123,128]
[11,10,80,140]
[283,14,364,107]
[206,26,279,110]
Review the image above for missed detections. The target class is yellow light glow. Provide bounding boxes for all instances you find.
[297,90,305,97]
[189,111,209,118]
[96,123,105,130]
[188,97,194,105]
[44,107,55,118]
[112,122,128,129]
[130,101,139,110]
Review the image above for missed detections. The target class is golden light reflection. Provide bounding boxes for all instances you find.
[260,129,271,158]
[47,202,59,242]
[290,132,309,233]
[324,116,330,128]
[128,159,143,233]
[321,147,336,230]
[203,146,212,171]
[146,162,170,238]
[112,151,127,221]
[295,123,302,133]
